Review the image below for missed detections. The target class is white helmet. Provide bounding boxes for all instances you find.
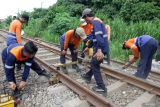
[80,18,87,26]
[75,27,86,39]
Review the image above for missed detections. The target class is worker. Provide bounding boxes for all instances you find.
[105,24,111,42]
[1,41,50,91]
[60,27,87,74]
[7,14,29,46]
[82,8,109,94]
[80,18,93,58]
[80,18,111,65]
[122,35,158,79]
[105,24,111,65]
[12,16,17,20]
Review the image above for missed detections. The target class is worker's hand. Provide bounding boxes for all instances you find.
[18,81,26,90]
[83,39,88,42]
[83,47,89,54]
[9,82,17,91]
[94,49,104,61]
[61,50,67,55]
[122,62,131,69]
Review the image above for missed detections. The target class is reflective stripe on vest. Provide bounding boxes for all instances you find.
[93,34,108,42]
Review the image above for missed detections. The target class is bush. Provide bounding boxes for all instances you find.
[48,12,79,35]
[120,2,160,22]
[25,18,43,37]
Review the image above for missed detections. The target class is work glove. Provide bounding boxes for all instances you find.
[18,81,26,90]
[94,49,104,61]
[122,61,131,69]
[61,50,67,55]
[9,82,17,91]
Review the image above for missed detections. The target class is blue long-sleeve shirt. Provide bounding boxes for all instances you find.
[2,44,33,82]
[89,18,109,54]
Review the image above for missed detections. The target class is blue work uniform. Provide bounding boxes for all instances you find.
[135,35,158,79]
[85,17,109,90]
[1,44,43,83]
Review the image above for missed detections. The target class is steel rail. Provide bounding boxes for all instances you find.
[23,34,160,96]
[111,60,160,78]
[35,57,116,107]
[0,29,117,107]
[1,30,160,96]
[101,65,160,96]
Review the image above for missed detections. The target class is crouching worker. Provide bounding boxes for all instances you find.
[122,35,158,79]
[2,41,50,91]
[60,27,87,74]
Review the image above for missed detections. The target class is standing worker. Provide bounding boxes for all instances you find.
[1,41,50,91]
[105,24,111,65]
[7,14,29,46]
[122,35,158,79]
[82,8,109,94]
[80,18,111,65]
[60,27,86,74]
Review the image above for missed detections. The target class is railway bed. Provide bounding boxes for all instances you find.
[0,30,160,107]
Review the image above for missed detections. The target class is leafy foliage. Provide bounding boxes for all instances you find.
[5,15,12,25]
[7,0,159,60]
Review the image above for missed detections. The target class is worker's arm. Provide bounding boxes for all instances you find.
[91,20,105,60]
[123,41,139,69]
[106,25,111,41]
[4,54,16,82]
[130,46,139,63]
[22,58,33,81]
[15,25,22,44]
[64,32,71,50]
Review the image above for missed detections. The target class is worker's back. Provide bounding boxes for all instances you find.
[9,20,22,34]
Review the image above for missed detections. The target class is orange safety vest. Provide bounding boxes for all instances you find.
[81,23,93,35]
[64,30,82,49]
[9,20,22,44]
[125,38,139,58]
[10,46,28,61]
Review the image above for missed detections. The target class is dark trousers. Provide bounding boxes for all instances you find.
[60,42,77,64]
[6,34,18,46]
[135,39,158,79]
[2,59,43,83]
[105,48,110,65]
[86,57,105,89]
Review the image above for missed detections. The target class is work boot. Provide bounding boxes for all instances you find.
[80,53,85,59]
[39,70,51,78]
[16,64,22,71]
[72,64,80,72]
[92,86,107,96]
[81,74,91,83]
[61,67,68,74]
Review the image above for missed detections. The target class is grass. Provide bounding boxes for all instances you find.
[24,17,160,61]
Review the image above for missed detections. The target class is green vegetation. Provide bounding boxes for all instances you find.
[4,0,160,61]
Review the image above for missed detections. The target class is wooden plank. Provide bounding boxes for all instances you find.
[53,61,78,67]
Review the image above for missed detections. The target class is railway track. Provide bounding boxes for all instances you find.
[0,30,160,107]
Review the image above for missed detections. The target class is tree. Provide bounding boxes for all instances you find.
[30,8,48,19]
[5,15,12,25]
